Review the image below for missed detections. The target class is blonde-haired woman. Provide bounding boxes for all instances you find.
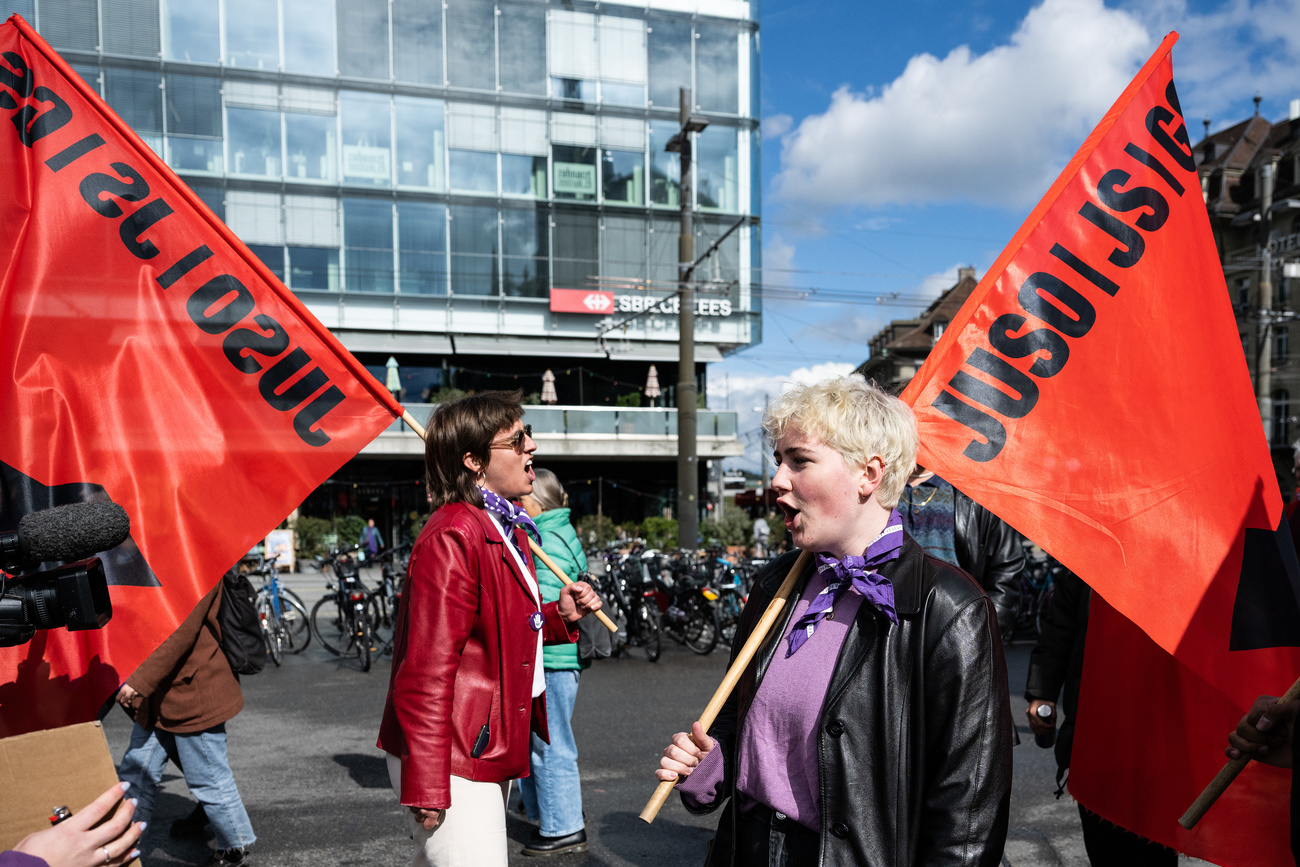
[657,375,1012,866]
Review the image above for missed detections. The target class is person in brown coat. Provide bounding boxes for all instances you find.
[114,583,257,867]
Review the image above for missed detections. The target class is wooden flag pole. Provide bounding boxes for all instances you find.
[1179,673,1300,829]
[528,538,619,633]
[398,409,617,634]
[639,549,812,825]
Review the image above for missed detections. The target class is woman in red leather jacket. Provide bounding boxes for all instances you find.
[377,390,600,866]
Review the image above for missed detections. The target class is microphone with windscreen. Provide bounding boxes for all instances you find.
[0,502,128,647]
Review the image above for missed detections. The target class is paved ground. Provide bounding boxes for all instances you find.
[99,568,1210,866]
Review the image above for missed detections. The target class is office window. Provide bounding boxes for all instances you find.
[499,3,546,95]
[341,92,392,187]
[288,247,340,291]
[696,219,741,286]
[696,23,739,114]
[1276,325,1290,363]
[650,120,680,207]
[248,245,286,280]
[285,195,339,247]
[502,207,548,297]
[698,126,738,211]
[548,9,595,103]
[501,108,547,198]
[446,0,496,91]
[395,97,445,190]
[599,15,645,107]
[394,0,443,85]
[228,108,282,177]
[42,0,98,51]
[104,69,163,151]
[284,0,336,75]
[344,198,394,293]
[553,211,598,290]
[647,15,691,109]
[648,216,678,288]
[162,0,218,62]
[502,155,546,198]
[103,0,160,57]
[165,74,222,172]
[553,146,596,202]
[450,204,499,296]
[602,150,643,205]
[227,190,283,244]
[603,215,647,280]
[398,202,448,296]
[71,63,101,96]
[226,0,279,69]
[188,181,225,221]
[449,151,497,193]
[285,112,337,181]
[338,0,390,80]
[0,1,33,22]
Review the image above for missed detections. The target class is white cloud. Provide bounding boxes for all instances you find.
[773,0,1151,208]
[762,113,794,138]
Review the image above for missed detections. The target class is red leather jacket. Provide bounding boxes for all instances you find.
[376,502,577,809]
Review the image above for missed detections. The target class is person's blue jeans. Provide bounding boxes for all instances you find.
[518,669,584,837]
[118,722,257,850]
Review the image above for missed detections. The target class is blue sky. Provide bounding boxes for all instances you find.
[715,0,1300,471]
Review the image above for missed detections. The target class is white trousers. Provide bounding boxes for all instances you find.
[387,753,510,867]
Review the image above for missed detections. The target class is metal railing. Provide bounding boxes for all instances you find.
[387,404,738,437]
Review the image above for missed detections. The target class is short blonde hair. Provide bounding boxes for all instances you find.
[762,375,918,508]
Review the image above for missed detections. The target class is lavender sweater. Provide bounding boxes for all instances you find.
[678,569,864,829]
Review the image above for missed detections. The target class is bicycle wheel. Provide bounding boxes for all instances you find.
[311,596,354,657]
[258,596,282,667]
[277,589,311,653]
[631,596,661,662]
[717,588,744,647]
[366,591,395,653]
[682,596,719,655]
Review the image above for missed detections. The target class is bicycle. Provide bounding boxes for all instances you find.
[365,544,409,654]
[249,553,311,665]
[656,550,721,655]
[600,543,661,662]
[310,546,378,671]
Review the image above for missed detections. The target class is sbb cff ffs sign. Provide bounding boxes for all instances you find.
[549,288,614,314]
[548,288,733,317]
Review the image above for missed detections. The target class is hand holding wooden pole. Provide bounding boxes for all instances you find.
[639,549,812,825]
[528,538,619,633]
[1179,673,1300,829]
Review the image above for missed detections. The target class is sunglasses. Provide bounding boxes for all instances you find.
[490,424,533,454]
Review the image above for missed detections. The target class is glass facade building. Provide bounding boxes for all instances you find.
[4,0,761,375]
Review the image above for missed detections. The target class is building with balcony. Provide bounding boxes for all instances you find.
[3,0,759,527]
[856,267,979,392]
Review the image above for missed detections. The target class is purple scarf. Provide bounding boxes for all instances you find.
[786,510,904,657]
[478,487,542,554]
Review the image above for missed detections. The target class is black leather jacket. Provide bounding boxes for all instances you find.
[690,540,1013,867]
[953,488,1024,638]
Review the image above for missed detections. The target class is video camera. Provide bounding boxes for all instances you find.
[0,502,129,647]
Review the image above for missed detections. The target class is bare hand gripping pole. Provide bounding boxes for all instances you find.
[1179,673,1300,829]
[399,409,617,634]
[639,549,812,824]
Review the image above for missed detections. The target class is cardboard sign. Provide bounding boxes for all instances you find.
[0,720,138,865]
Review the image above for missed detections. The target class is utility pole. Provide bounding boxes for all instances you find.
[1257,158,1278,443]
[666,88,708,550]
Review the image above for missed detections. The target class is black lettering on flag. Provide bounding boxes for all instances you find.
[187,274,255,335]
[293,386,346,447]
[1019,272,1095,338]
[1145,105,1195,173]
[931,390,1007,463]
[1123,142,1185,197]
[1229,513,1300,650]
[949,348,1039,420]
[0,51,34,99]
[119,198,174,259]
[1049,243,1119,297]
[0,91,13,110]
[11,86,72,147]
[156,245,214,289]
[1079,202,1145,268]
[258,348,330,411]
[79,162,148,218]
[223,314,290,374]
[1164,79,1183,116]
[46,133,106,172]
[1096,168,1169,231]
[988,313,1069,378]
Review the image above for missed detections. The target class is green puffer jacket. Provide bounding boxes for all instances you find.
[534,508,588,671]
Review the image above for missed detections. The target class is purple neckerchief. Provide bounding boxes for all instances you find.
[786,510,904,657]
[478,487,542,549]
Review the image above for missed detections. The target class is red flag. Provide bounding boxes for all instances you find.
[899,32,1300,861]
[0,16,401,734]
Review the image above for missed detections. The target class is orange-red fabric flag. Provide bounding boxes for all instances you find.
[0,16,401,734]
[899,32,1300,862]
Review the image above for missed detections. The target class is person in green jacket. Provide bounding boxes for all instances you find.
[517,468,590,856]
